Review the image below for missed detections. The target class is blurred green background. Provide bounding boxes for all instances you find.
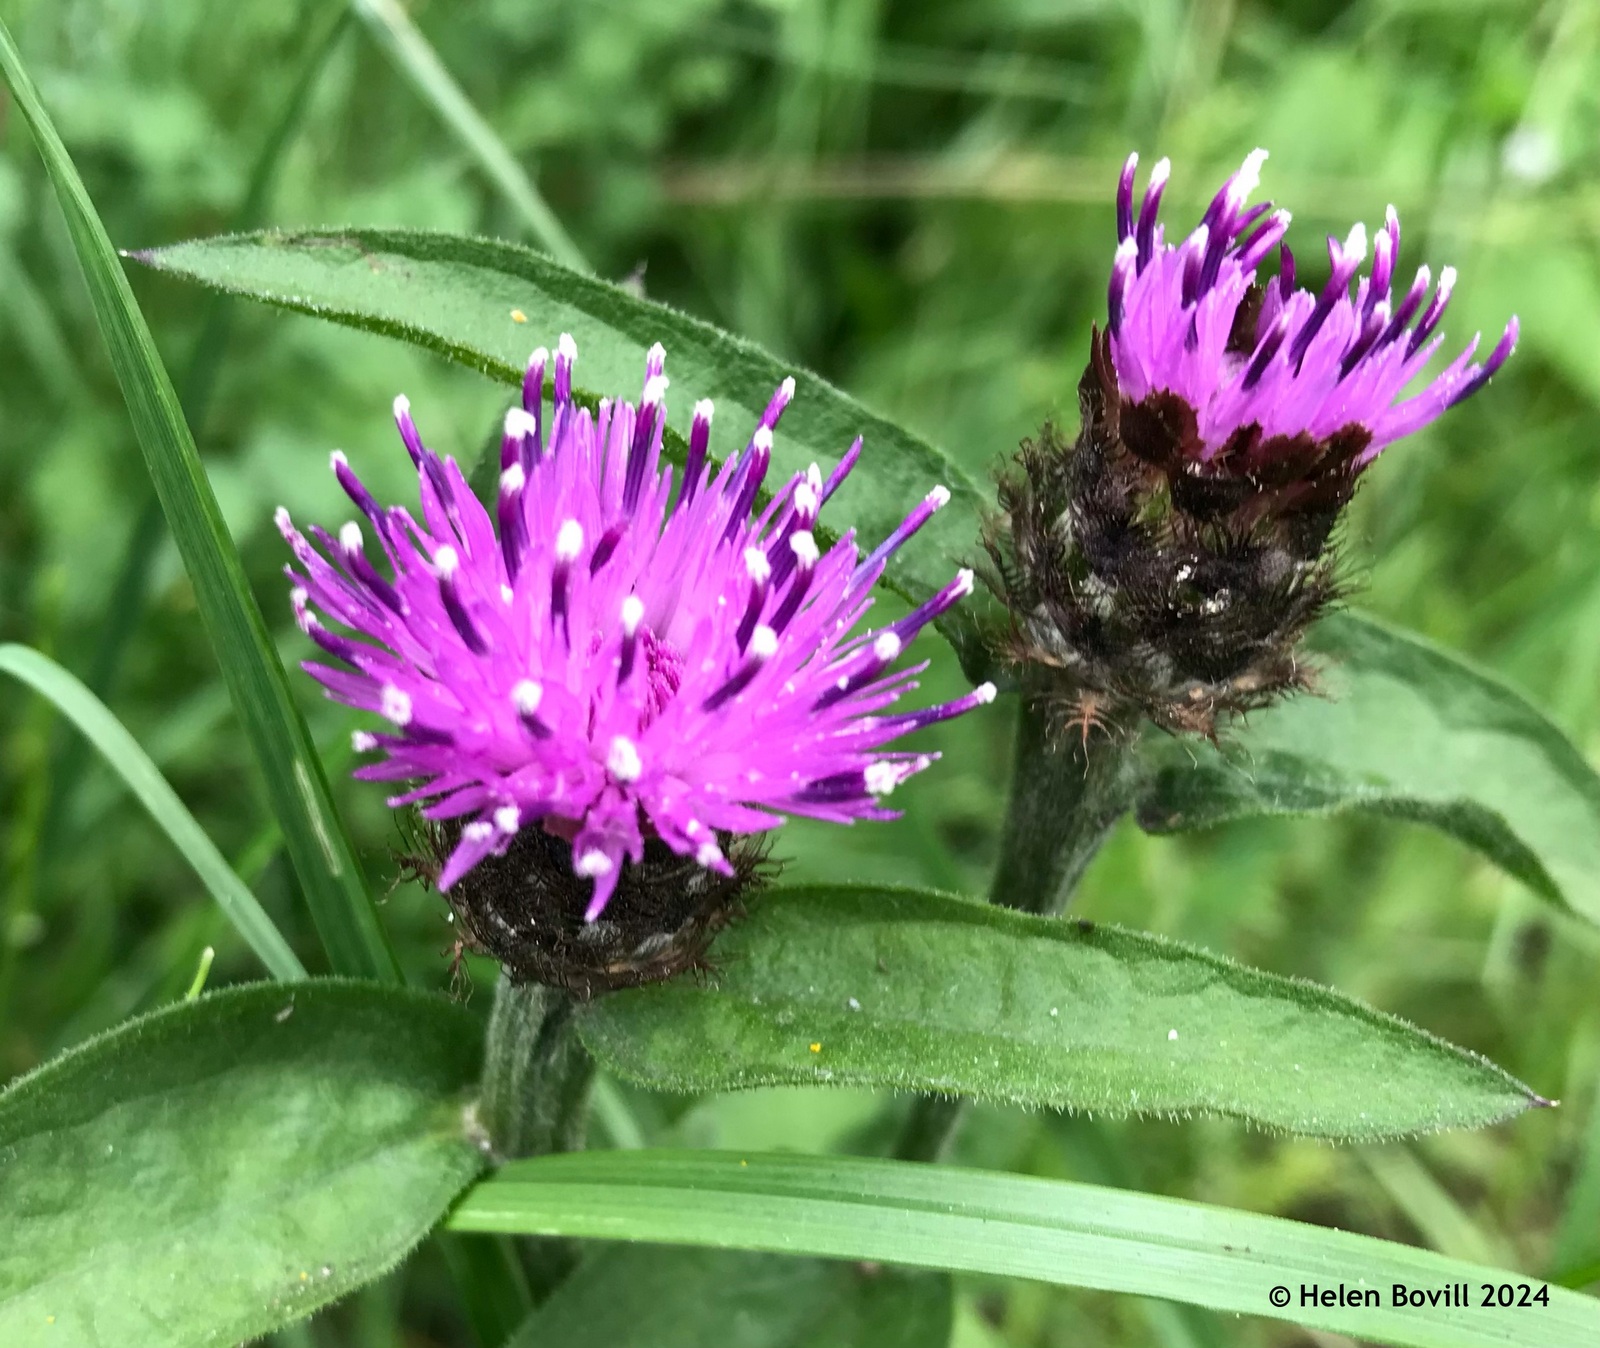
[2,0,1598,1344]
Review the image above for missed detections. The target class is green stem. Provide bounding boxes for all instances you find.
[481,975,597,1160]
[988,673,1139,916]
[894,675,1138,1161]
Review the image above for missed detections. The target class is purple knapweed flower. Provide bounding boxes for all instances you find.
[1108,148,1517,470]
[278,336,991,921]
[984,150,1519,738]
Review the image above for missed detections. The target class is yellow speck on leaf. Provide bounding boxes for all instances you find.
[510,308,528,323]
[809,1042,822,1053]
[46,1316,55,1325]
[299,1271,309,1283]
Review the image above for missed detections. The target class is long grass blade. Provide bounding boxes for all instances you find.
[0,645,304,981]
[0,17,400,983]
[447,1150,1598,1348]
[350,0,588,271]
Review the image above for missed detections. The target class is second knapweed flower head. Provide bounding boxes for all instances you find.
[279,335,991,993]
[988,149,1517,738]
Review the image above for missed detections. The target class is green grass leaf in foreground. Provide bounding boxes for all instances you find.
[506,1245,950,1348]
[1135,611,1600,928]
[129,228,995,669]
[0,644,304,981]
[448,1149,1600,1348]
[0,20,399,982]
[0,981,486,1348]
[576,886,1543,1141]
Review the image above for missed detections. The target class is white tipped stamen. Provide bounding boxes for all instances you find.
[749,625,779,660]
[434,545,459,578]
[864,762,903,797]
[351,731,379,752]
[380,686,413,726]
[744,548,772,583]
[1342,222,1368,264]
[607,735,643,782]
[975,682,998,704]
[621,594,645,635]
[1438,265,1457,294]
[463,821,494,843]
[928,485,951,509]
[393,394,411,420]
[752,426,774,453]
[873,632,903,663]
[575,849,613,878]
[780,376,796,399]
[330,450,348,470]
[274,506,292,531]
[500,584,514,604]
[289,586,309,610]
[1115,236,1138,263]
[794,481,820,518]
[500,462,526,493]
[1232,147,1269,202]
[693,398,715,423]
[790,531,820,566]
[953,568,975,597]
[512,680,543,716]
[557,333,577,362]
[529,346,549,369]
[642,374,669,405]
[493,805,520,834]
[339,521,363,552]
[555,519,584,562]
[504,407,539,439]
[695,841,722,867]
[1150,157,1171,188]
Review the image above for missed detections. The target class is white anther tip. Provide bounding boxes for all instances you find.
[864,762,902,797]
[790,531,820,565]
[873,631,903,662]
[555,519,584,562]
[380,686,413,726]
[752,426,774,452]
[392,394,411,419]
[750,625,779,659]
[929,485,951,508]
[512,680,543,715]
[607,735,643,783]
[693,398,715,423]
[557,333,578,361]
[1343,222,1368,262]
[351,731,379,752]
[1115,236,1139,261]
[780,376,796,398]
[494,805,521,833]
[744,548,772,583]
[642,373,670,405]
[954,568,975,595]
[463,821,494,843]
[575,849,614,878]
[529,346,549,368]
[975,682,998,704]
[621,594,645,634]
[273,506,292,530]
[504,407,539,439]
[500,462,526,493]
[433,545,459,577]
[330,450,348,470]
[339,521,363,551]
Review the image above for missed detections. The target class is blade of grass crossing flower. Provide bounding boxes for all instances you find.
[43,6,355,865]
[0,19,400,983]
[0,645,305,981]
[350,0,588,271]
[448,1150,1600,1348]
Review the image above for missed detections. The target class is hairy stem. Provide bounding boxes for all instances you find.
[481,975,596,1160]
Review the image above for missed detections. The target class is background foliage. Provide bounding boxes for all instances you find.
[1,0,1597,1344]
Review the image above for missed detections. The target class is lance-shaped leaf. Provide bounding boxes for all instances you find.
[449,1150,1600,1348]
[505,1245,951,1348]
[576,886,1543,1141]
[1133,612,1600,927]
[0,982,486,1348]
[129,228,995,670]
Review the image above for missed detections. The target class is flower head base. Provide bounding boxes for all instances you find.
[280,335,989,984]
[987,151,1517,738]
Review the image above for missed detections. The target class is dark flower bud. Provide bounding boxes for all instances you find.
[987,151,1517,738]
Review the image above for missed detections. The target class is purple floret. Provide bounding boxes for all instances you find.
[1108,149,1518,467]
[279,335,992,920]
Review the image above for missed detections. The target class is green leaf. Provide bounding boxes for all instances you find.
[0,981,486,1348]
[576,886,1541,1141]
[128,228,994,668]
[0,20,400,982]
[505,1245,951,1348]
[1133,612,1600,927]
[349,0,587,272]
[0,644,305,982]
[449,1150,1598,1348]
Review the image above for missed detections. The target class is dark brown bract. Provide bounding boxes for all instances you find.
[404,819,772,998]
[984,326,1348,739]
